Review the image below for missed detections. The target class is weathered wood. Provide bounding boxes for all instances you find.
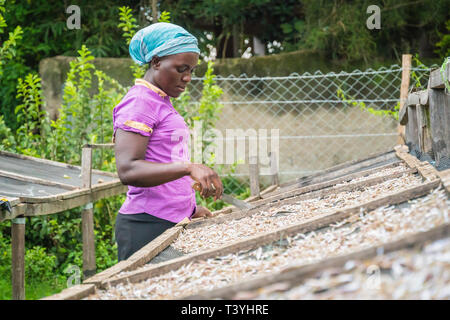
[0,170,76,190]
[102,180,439,289]
[279,150,394,188]
[269,151,279,186]
[416,104,433,154]
[405,104,420,152]
[398,54,412,139]
[83,143,114,149]
[84,226,184,286]
[296,151,397,187]
[437,169,450,194]
[185,222,450,300]
[16,179,124,204]
[264,161,402,199]
[81,147,96,279]
[395,148,439,181]
[249,156,260,197]
[41,284,96,300]
[429,88,450,167]
[188,167,417,230]
[0,149,118,178]
[429,65,450,89]
[11,216,25,300]
[260,185,279,196]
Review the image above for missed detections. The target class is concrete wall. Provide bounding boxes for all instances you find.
[39,50,393,119]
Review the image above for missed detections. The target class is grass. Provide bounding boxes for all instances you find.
[0,276,67,300]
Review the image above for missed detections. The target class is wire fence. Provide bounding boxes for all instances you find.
[186,64,437,195]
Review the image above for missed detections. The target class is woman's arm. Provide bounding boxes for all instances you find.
[114,128,223,200]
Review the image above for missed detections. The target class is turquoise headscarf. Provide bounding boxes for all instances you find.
[129,22,200,66]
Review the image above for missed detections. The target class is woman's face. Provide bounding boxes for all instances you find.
[150,52,199,98]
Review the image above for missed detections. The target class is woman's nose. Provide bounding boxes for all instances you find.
[182,72,191,83]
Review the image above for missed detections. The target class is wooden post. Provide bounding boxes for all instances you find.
[429,88,450,167]
[269,151,279,186]
[397,54,412,145]
[249,156,260,197]
[11,216,25,300]
[81,147,96,279]
[151,0,158,23]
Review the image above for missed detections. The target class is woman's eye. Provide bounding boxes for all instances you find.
[177,67,188,73]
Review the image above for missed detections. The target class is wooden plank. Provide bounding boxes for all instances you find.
[81,147,96,279]
[269,151,279,186]
[83,143,114,149]
[84,226,184,286]
[185,223,450,300]
[437,169,450,194]
[280,150,396,188]
[21,184,127,218]
[11,216,25,300]
[397,54,412,139]
[429,88,450,167]
[405,105,420,152]
[17,179,123,204]
[102,180,439,289]
[188,167,417,230]
[41,284,96,300]
[0,149,118,179]
[416,104,433,154]
[263,161,402,200]
[296,151,397,187]
[260,185,278,196]
[429,65,450,89]
[249,156,260,197]
[0,170,76,190]
[395,148,439,181]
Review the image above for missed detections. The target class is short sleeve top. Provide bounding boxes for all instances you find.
[113,79,196,223]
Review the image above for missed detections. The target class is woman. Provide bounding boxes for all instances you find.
[113,22,223,261]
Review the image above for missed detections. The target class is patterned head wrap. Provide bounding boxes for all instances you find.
[129,22,200,66]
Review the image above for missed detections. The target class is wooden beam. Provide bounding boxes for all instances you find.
[188,167,417,230]
[395,148,439,181]
[185,222,450,300]
[40,284,96,300]
[279,150,395,188]
[269,151,279,186]
[83,226,184,286]
[263,161,402,200]
[0,170,76,191]
[416,104,433,155]
[102,180,439,289]
[429,65,450,89]
[437,169,450,194]
[296,151,397,187]
[11,216,25,300]
[429,88,450,167]
[81,147,96,279]
[397,54,412,142]
[83,143,114,149]
[249,156,260,197]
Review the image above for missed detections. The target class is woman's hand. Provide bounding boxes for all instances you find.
[191,206,213,219]
[188,163,223,200]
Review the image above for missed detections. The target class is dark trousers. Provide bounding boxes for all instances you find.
[115,213,176,261]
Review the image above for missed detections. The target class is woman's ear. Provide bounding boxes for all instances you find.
[150,56,161,70]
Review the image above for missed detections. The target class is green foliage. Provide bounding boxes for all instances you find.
[435,20,450,57]
[158,11,171,23]
[337,88,399,121]
[118,5,146,79]
[14,73,49,157]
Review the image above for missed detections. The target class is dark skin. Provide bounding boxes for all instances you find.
[115,52,223,218]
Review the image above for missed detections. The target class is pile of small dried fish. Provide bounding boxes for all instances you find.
[86,187,448,300]
[172,170,421,254]
[244,237,450,300]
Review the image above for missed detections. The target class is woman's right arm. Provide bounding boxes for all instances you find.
[114,128,223,200]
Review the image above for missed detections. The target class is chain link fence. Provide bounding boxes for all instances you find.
[187,64,436,195]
